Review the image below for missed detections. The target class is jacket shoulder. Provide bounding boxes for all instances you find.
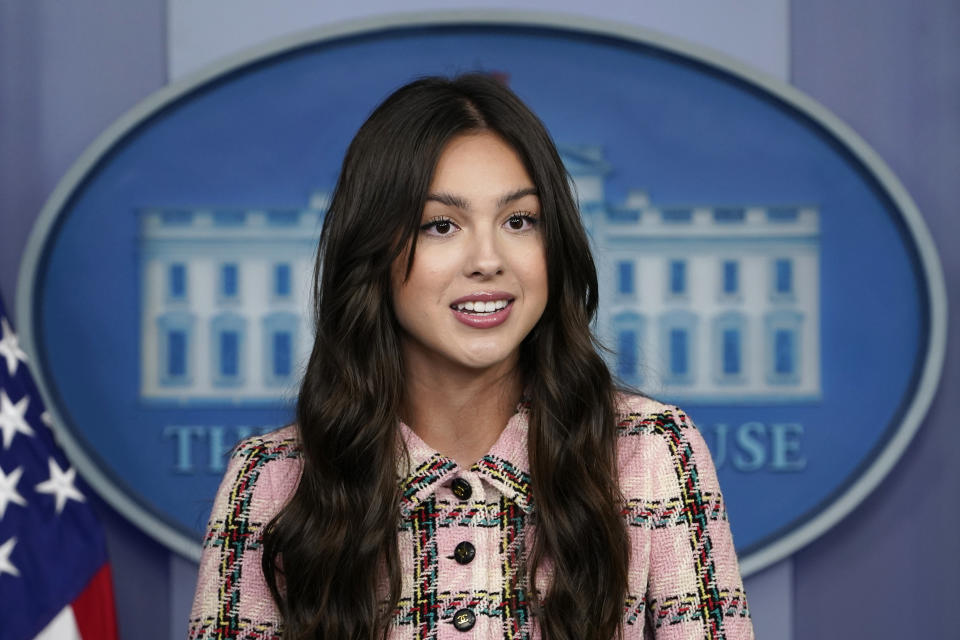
[226,424,303,516]
[614,392,694,435]
[231,424,301,463]
[614,394,718,495]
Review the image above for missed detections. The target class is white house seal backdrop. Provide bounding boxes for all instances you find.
[17,16,946,573]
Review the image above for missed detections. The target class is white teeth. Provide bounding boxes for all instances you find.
[454,299,510,313]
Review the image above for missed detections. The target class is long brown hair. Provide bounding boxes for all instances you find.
[261,74,628,639]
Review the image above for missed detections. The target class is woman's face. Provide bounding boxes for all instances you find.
[391,131,548,378]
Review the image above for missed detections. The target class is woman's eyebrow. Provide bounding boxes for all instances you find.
[425,192,470,209]
[425,187,539,211]
[497,187,538,208]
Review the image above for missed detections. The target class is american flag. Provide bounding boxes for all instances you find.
[0,294,117,640]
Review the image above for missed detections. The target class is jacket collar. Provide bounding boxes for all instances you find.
[397,399,532,516]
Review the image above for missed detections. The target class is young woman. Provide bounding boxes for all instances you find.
[189,74,753,640]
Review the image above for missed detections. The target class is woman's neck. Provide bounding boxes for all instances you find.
[400,360,522,468]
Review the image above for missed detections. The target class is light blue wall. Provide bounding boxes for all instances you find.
[0,1,169,635]
[1,2,956,638]
[790,1,959,638]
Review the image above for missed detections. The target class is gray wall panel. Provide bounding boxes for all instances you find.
[791,1,958,638]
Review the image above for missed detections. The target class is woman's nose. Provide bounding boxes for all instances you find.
[464,229,504,278]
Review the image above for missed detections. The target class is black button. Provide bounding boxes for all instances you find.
[453,541,476,565]
[452,608,476,631]
[451,477,472,500]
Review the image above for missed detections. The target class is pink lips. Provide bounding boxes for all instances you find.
[450,291,515,329]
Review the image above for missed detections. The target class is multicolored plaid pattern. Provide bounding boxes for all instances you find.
[189,395,753,639]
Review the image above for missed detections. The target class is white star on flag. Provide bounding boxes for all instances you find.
[35,458,85,514]
[0,464,27,519]
[0,316,28,376]
[0,389,33,450]
[0,537,19,577]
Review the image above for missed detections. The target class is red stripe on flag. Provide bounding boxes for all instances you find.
[71,563,118,640]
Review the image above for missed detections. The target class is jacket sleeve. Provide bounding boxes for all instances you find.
[644,408,754,639]
[188,433,299,640]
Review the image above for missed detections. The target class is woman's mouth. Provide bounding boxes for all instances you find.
[449,299,515,328]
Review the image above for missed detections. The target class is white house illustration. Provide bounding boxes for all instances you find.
[139,147,820,405]
[565,146,821,403]
[138,193,328,403]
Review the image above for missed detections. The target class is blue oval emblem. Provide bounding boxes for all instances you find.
[17,16,946,570]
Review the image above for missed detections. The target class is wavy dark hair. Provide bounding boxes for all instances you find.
[261,74,628,640]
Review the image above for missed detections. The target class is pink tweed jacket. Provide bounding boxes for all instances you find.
[189,395,753,639]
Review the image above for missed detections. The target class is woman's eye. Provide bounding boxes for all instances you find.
[421,217,457,236]
[506,213,538,231]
